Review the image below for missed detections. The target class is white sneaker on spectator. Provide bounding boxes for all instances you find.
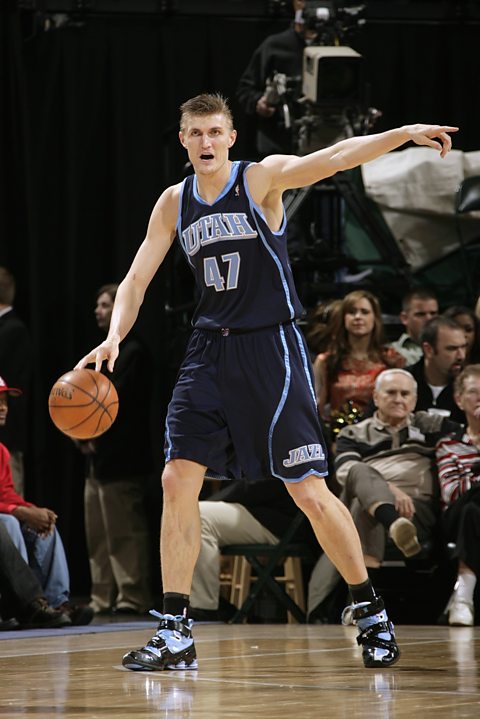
[448,595,474,626]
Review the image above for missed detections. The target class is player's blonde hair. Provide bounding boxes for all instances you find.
[179,93,234,132]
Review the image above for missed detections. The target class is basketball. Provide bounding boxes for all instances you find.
[48,368,119,439]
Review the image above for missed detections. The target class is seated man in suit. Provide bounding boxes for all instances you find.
[308,368,459,622]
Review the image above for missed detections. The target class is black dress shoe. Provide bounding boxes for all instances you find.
[57,602,94,626]
[0,616,20,631]
[20,598,72,629]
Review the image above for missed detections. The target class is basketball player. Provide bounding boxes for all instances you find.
[75,93,457,670]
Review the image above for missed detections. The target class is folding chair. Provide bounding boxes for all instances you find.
[220,512,313,624]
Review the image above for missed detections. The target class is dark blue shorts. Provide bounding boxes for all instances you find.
[164,322,328,483]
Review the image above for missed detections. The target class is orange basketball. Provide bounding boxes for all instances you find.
[48,368,119,439]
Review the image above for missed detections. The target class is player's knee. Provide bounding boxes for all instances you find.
[289,481,337,521]
[162,461,203,503]
[300,494,329,520]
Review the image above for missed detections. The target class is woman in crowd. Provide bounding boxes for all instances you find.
[436,363,480,626]
[444,305,480,365]
[313,290,405,426]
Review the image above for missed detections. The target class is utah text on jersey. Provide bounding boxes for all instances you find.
[181,213,257,256]
[283,444,326,467]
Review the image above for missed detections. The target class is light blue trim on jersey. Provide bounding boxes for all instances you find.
[268,324,291,478]
[176,179,195,269]
[193,161,242,206]
[268,324,328,483]
[164,417,173,462]
[243,163,287,236]
[292,323,317,408]
[281,468,329,484]
[243,169,294,320]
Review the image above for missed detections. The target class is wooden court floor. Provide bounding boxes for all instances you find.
[0,622,479,718]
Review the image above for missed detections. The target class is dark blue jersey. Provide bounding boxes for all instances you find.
[175,160,305,330]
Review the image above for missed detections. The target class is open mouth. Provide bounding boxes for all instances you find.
[200,153,214,160]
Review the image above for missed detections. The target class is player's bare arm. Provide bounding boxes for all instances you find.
[248,124,458,212]
[75,184,180,372]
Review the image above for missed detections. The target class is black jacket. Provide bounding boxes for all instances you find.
[406,358,466,425]
[236,27,305,155]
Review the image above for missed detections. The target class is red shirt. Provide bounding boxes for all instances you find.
[317,346,406,416]
[0,443,33,514]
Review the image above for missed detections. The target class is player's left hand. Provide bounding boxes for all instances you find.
[405,124,459,158]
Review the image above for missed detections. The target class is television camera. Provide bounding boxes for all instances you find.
[264,1,381,154]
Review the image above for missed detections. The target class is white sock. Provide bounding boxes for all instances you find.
[455,572,477,604]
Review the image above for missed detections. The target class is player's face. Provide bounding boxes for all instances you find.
[179,113,237,176]
[373,373,417,426]
[0,394,8,426]
[344,298,375,338]
[401,299,438,342]
[456,374,480,423]
[424,326,467,379]
[95,292,114,332]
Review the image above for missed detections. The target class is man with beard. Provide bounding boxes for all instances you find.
[406,316,467,424]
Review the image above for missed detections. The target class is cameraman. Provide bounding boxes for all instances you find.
[236,1,317,157]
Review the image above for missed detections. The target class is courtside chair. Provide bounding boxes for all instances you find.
[220,512,313,624]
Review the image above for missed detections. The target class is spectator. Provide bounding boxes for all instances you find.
[304,298,342,359]
[391,288,438,366]
[0,521,72,630]
[308,368,458,622]
[436,364,480,626]
[0,267,32,496]
[190,479,317,621]
[407,316,467,423]
[313,290,405,425]
[444,305,480,365]
[0,375,92,626]
[77,284,154,615]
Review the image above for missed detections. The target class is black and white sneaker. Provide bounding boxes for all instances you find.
[122,611,198,671]
[342,596,400,668]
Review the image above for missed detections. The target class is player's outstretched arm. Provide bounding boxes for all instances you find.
[258,124,459,194]
[75,185,180,373]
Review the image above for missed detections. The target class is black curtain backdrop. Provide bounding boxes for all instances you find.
[1,4,479,593]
